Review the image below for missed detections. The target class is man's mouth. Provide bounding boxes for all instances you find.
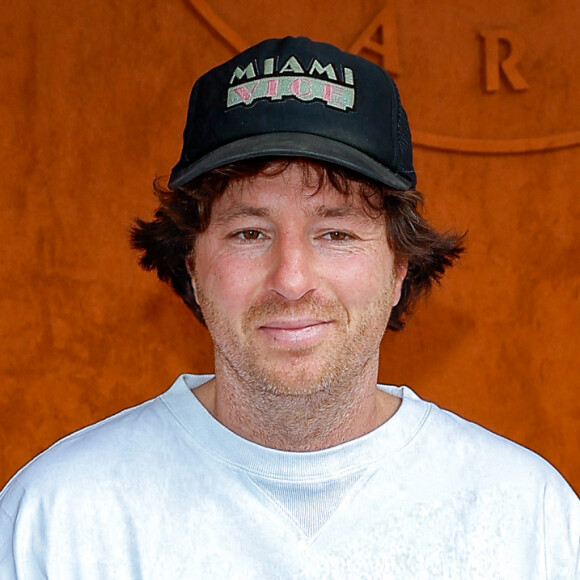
[258,319,332,346]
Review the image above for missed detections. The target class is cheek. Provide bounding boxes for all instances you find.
[195,250,263,315]
[325,252,394,308]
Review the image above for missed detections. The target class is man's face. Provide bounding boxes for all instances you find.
[191,163,407,396]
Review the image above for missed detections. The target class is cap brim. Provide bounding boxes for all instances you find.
[168,133,414,190]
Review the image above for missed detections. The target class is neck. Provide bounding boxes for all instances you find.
[193,361,400,451]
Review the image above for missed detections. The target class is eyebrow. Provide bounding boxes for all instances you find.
[212,206,272,226]
[314,205,364,219]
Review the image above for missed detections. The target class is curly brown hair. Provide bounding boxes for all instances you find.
[131,158,465,331]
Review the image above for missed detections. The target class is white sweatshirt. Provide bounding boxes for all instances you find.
[1,374,578,579]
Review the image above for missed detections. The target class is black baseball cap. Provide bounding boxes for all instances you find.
[169,36,416,190]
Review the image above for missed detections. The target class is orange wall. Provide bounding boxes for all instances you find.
[1,0,578,492]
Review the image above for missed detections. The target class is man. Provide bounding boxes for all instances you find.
[1,36,578,578]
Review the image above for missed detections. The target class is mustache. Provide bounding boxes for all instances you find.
[243,294,346,326]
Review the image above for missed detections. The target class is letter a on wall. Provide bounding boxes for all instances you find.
[349,3,401,75]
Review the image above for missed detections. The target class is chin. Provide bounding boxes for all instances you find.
[249,361,347,397]
[259,378,328,397]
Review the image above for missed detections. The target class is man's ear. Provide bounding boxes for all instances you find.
[185,253,197,299]
[391,260,408,307]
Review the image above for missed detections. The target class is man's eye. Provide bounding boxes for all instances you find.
[324,231,351,241]
[235,229,263,240]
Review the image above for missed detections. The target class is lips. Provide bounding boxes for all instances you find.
[261,319,328,330]
[258,319,332,347]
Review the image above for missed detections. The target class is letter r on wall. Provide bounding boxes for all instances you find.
[480,29,529,92]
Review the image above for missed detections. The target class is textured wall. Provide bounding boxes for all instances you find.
[1,0,578,492]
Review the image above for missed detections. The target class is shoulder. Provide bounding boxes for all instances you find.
[384,383,578,498]
[428,401,563,482]
[0,374,213,509]
[1,391,170,510]
[0,395,159,560]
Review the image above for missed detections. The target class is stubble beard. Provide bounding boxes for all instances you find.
[196,287,394,401]
[195,283,395,449]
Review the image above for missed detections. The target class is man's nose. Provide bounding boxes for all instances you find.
[267,233,319,301]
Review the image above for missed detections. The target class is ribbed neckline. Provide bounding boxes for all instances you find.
[161,374,431,482]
